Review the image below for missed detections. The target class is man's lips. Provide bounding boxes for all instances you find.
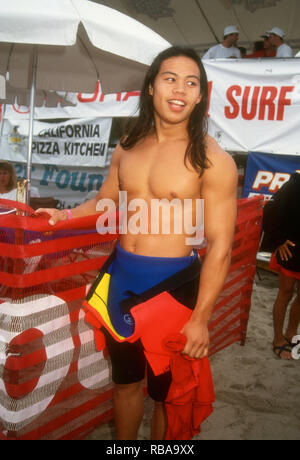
[167,99,186,111]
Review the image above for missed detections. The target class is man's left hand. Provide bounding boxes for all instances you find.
[180,318,209,359]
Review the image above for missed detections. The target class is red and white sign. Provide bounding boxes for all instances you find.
[204,59,300,155]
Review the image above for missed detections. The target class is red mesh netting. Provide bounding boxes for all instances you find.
[207,196,263,353]
[0,196,263,440]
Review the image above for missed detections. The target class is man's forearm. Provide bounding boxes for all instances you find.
[192,244,232,324]
[69,197,99,218]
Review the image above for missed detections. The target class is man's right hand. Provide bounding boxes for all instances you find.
[35,208,69,226]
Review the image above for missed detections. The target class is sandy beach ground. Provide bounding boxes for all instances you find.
[86,270,300,441]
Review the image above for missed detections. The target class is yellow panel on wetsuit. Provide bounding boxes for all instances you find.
[87,272,125,341]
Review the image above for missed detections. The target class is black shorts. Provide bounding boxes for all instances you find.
[103,328,172,402]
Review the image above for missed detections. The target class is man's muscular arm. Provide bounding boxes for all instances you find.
[181,142,237,358]
[35,145,122,225]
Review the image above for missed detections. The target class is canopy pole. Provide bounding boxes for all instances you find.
[0,104,6,166]
[0,103,6,138]
[194,0,220,43]
[26,46,37,204]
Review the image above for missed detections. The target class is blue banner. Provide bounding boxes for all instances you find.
[243,152,300,201]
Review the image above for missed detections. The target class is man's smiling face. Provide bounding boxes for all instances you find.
[149,55,202,127]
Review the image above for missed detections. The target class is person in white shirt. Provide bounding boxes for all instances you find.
[202,25,241,59]
[268,27,293,58]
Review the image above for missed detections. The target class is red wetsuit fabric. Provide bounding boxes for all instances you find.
[163,333,215,440]
[84,291,193,375]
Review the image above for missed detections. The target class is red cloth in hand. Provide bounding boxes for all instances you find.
[163,333,215,440]
[84,311,109,358]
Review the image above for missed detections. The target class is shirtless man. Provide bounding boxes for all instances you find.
[36,46,237,440]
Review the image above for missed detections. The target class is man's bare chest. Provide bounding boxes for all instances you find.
[118,148,200,201]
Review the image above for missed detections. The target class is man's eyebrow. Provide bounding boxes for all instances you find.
[161,71,200,81]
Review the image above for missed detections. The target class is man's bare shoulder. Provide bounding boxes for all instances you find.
[206,136,237,173]
[205,135,235,165]
[114,136,148,156]
[202,135,238,189]
[110,142,127,164]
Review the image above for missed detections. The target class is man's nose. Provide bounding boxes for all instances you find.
[173,80,186,94]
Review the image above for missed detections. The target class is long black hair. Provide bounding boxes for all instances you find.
[120,46,210,176]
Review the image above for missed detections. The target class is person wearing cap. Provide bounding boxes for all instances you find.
[202,25,241,59]
[268,27,293,58]
[245,40,265,58]
[245,33,276,58]
[261,33,276,57]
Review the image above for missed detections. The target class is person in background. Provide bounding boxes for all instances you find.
[238,46,247,58]
[245,40,264,58]
[0,161,40,202]
[0,161,17,200]
[261,33,276,57]
[268,27,293,58]
[202,25,241,59]
[245,34,276,58]
[261,171,300,359]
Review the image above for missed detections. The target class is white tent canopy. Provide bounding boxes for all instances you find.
[92,0,300,56]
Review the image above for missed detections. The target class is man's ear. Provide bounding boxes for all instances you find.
[149,84,154,96]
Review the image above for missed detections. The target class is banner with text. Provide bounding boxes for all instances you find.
[204,59,300,155]
[2,60,300,155]
[11,153,111,209]
[243,152,300,201]
[0,117,112,167]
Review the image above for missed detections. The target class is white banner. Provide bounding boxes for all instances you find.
[2,59,300,155]
[204,59,300,155]
[3,85,140,119]
[0,117,112,167]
